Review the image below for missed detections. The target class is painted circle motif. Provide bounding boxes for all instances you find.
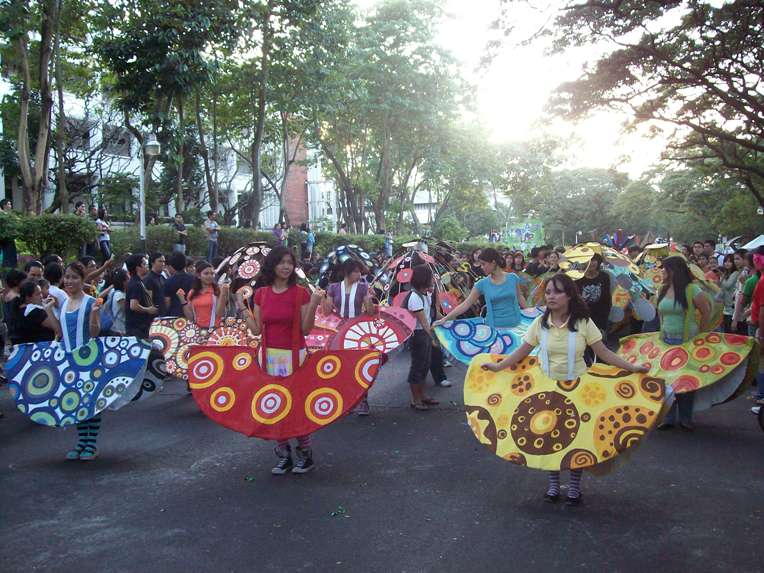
[60,390,81,413]
[510,392,579,455]
[316,355,342,379]
[24,367,57,400]
[594,405,654,459]
[354,353,381,389]
[251,384,292,424]
[73,342,99,367]
[343,321,399,352]
[672,374,701,393]
[104,349,121,368]
[305,387,344,425]
[238,260,261,279]
[561,448,598,470]
[188,352,225,389]
[210,387,236,412]
[660,347,689,371]
[452,321,474,340]
[396,268,413,283]
[720,351,741,366]
[692,346,714,361]
[232,352,253,371]
[510,373,534,397]
[150,325,180,355]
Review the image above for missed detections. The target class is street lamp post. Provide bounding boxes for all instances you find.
[139,133,161,250]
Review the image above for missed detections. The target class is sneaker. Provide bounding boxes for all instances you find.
[443,359,453,368]
[271,446,293,475]
[355,397,370,416]
[565,494,583,506]
[752,406,761,415]
[436,379,452,388]
[292,447,315,474]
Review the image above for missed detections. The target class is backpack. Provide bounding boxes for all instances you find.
[99,291,115,334]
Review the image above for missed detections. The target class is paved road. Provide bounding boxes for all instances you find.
[1,352,762,573]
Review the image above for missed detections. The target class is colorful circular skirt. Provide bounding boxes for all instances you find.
[150,317,258,380]
[464,354,669,471]
[434,308,542,366]
[5,338,152,427]
[188,346,382,440]
[617,332,756,412]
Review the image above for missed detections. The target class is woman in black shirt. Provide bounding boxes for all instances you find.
[12,279,59,344]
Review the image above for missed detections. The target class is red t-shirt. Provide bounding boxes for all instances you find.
[254,285,310,349]
[750,277,764,326]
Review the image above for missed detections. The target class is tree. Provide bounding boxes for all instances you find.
[2,0,57,212]
[497,1,764,209]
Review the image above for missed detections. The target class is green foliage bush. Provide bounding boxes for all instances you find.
[20,214,96,259]
[109,226,277,257]
[0,211,24,242]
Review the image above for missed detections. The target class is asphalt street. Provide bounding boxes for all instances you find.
[1,351,763,573]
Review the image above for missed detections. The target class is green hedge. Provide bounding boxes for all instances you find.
[7,212,521,263]
[8,214,96,259]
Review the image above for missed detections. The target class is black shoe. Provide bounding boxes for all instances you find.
[543,493,559,503]
[656,422,674,431]
[271,446,293,475]
[679,422,695,432]
[292,447,315,474]
[565,494,583,506]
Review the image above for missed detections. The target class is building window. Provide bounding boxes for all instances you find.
[103,125,132,157]
[65,119,94,150]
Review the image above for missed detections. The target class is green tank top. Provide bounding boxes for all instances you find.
[658,283,702,341]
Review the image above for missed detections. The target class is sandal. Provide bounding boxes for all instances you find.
[66,445,84,461]
[409,401,430,411]
[421,397,440,406]
[79,447,99,461]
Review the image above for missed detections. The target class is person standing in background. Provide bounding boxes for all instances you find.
[143,252,167,316]
[95,207,112,262]
[124,254,158,339]
[0,198,18,269]
[204,211,220,262]
[173,213,188,254]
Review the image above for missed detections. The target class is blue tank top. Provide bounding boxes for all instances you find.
[62,296,94,349]
[475,274,521,328]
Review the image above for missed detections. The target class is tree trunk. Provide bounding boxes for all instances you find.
[175,96,185,213]
[16,0,56,213]
[53,0,67,213]
[195,87,216,211]
[245,1,275,229]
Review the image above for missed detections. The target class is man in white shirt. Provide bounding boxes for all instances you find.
[43,262,68,319]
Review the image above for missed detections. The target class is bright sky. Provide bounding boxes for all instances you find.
[355,0,667,178]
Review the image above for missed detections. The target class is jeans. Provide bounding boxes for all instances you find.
[207,240,218,262]
[173,243,186,254]
[663,335,694,424]
[99,240,111,261]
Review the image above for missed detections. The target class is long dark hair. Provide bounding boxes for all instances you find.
[657,256,694,310]
[541,273,590,332]
[721,254,735,280]
[189,260,220,300]
[511,251,525,272]
[258,246,298,287]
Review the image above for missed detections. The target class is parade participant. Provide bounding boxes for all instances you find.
[11,279,59,343]
[61,262,104,460]
[435,248,527,329]
[432,248,539,365]
[163,252,195,318]
[469,249,485,277]
[125,254,158,339]
[575,253,612,334]
[654,257,711,431]
[5,260,158,461]
[405,265,442,411]
[178,261,229,329]
[321,259,375,414]
[719,254,740,333]
[243,246,324,474]
[143,252,167,316]
[481,273,649,504]
[526,246,548,277]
